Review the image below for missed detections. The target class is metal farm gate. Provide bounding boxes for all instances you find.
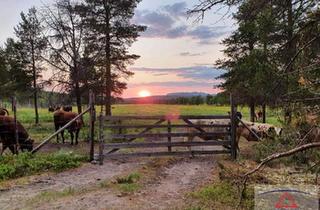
[96,99,238,164]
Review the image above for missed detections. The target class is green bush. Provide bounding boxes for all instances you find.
[0,151,87,181]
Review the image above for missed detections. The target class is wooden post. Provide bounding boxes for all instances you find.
[89,90,96,162]
[262,103,266,123]
[118,120,122,135]
[99,113,104,165]
[230,94,237,160]
[167,120,172,152]
[13,97,19,154]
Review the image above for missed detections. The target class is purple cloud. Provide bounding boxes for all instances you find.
[133,2,229,43]
[131,66,225,81]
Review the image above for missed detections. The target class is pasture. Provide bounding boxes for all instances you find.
[0,104,318,210]
[17,104,282,143]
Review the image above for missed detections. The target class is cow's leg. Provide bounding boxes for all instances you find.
[75,129,79,145]
[69,131,74,145]
[55,123,60,143]
[61,130,65,144]
[9,144,16,154]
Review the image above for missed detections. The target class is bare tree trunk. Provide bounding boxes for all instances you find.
[262,103,266,123]
[31,42,39,125]
[250,102,255,122]
[284,0,294,125]
[75,82,82,114]
[104,0,112,116]
[70,8,82,115]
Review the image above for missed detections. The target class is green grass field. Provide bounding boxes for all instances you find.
[13,104,282,142]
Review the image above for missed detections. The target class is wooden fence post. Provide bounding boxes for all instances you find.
[99,113,104,165]
[89,90,96,161]
[230,94,237,160]
[118,120,122,135]
[13,97,19,154]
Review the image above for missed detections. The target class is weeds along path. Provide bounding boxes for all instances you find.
[0,159,147,210]
[22,156,218,210]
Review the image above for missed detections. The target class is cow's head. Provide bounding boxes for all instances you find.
[0,108,9,116]
[49,106,61,112]
[21,137,34,152]
[266,126,283,137]
[62,105,72,112]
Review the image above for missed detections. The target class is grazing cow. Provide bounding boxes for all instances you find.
[187,112,243,150]
[236,123,261,145]
[249,122,283,138]
[62,105,72,112]
[0,108,9,116]
[53,109,83,145]
[49,105,72,112]
[48,106,61,112]
[0,116,34,154]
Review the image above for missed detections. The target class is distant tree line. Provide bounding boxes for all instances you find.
[0,0,145,124]
[171,93,229,105]
[121,93,230,105]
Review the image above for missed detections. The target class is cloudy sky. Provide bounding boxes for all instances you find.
[0,0,235,98]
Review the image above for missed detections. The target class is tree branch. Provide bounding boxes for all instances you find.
[244,142,320,177]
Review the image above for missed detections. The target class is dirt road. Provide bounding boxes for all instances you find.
[0,156,218,210]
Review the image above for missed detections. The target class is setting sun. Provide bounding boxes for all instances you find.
[138,90,151,97]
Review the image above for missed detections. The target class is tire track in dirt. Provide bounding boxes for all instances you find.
[0,159,147,210]
[131,156,217,210]
[29,156,217,210]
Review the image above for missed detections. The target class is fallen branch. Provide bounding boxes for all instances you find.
[237,141,320,208]
[244,142,320,177]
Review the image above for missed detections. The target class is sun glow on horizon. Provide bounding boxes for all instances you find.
[138,90,151,97]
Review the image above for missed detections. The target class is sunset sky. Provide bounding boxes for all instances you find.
[0,0,235,98]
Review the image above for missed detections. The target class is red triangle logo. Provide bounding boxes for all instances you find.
[274,192,299,209]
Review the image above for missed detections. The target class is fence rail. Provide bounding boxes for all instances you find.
[104,124,230,129]
[104,150,230,158]
[104,115,230,120]
[110,132,230,139]
[104,140,231,149]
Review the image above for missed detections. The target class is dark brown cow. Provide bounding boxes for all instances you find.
[49,105,72,112]
[0,116,34,154]
[0,108,9,116]
[53,109,83,145]
[62,105,72,112]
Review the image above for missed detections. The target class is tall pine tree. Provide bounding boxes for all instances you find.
[15,7,46,124]
[81,0,146,115]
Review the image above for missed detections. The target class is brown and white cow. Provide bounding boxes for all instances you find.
[0,115,34,154]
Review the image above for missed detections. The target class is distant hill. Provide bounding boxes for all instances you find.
[122,92,214,104]
[166,92,213,97]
